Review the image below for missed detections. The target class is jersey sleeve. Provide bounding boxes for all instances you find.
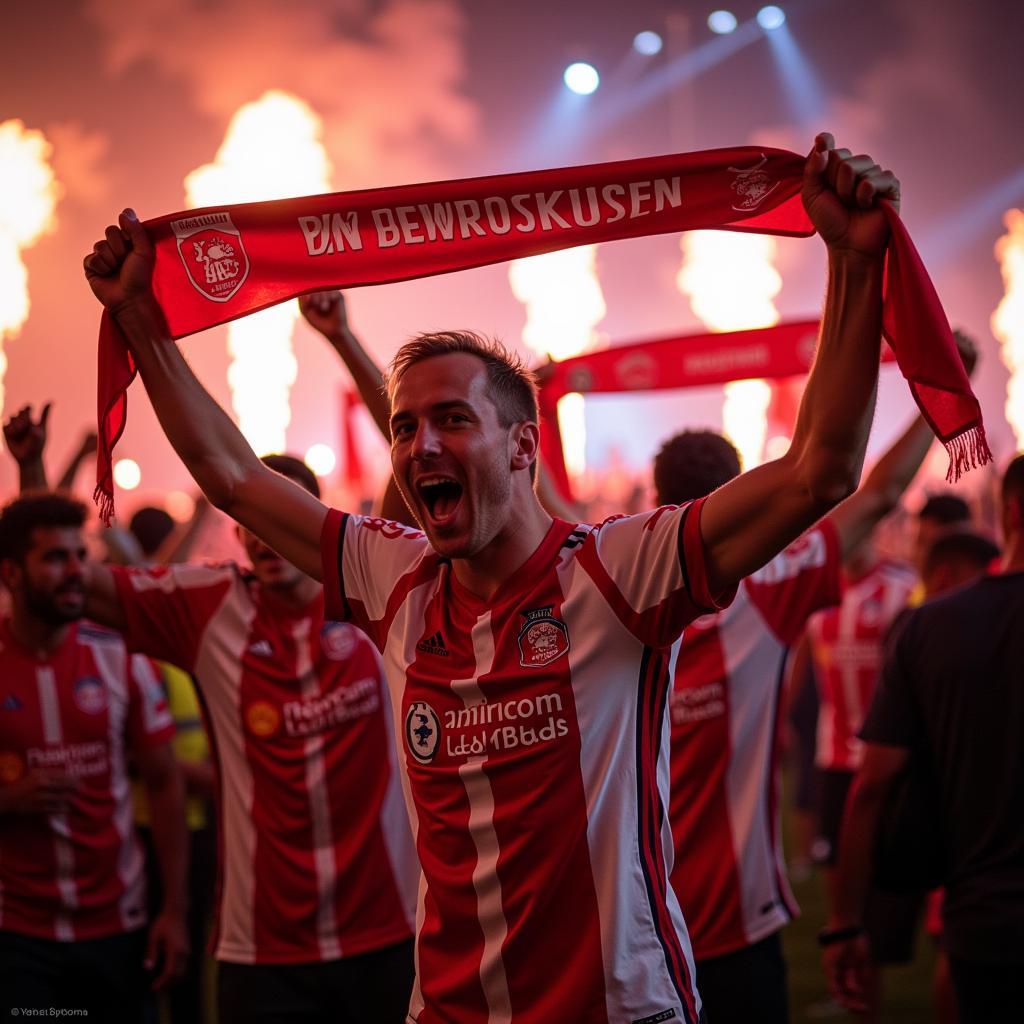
[125,654,176,751]
[111,563,236,673]
[743,520,842,645]
[320,510,432,648]
[577,497,737,648]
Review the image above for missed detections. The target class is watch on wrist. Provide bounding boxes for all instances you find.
[817,924,865,947]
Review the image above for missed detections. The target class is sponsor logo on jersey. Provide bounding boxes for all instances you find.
[320,622,356,661]
[245,700,281,738]
[415,631,449,657]
[74,676,108,715]
[518,606,570,668]
[405,701,441,764]
[1,694,23,711]
[0,750,25,783]
[171,212,250,303]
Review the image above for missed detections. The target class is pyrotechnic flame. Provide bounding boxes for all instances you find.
[677,231,780,468]
[0,120,61,433]
[185,91,332,455]
[509,246,606,477]
[992,209,1024,449]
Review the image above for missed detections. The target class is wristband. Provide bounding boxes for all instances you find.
[817,924,865,947]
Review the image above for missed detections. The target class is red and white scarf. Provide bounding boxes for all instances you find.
[95,146,989,520]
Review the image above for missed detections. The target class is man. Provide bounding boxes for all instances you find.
[0,492,188,1020]
[85,133,898,1021]
[83,454,417,1024]
[823,455,1024,1024]
[912,492,971,576]
[654,376,955,1024]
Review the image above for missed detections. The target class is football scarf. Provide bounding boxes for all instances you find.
[94,146,989,520]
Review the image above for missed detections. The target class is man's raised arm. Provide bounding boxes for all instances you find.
[84,210,327,580]
[700,133,900,594]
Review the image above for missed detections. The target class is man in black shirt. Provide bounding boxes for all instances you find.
[822,455,1024,1024]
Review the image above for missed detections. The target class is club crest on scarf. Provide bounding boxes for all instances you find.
[518,606,570,668]
[171,212,250,303]
[728,155,780,212]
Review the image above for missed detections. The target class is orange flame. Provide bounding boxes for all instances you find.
[677,231,780,468]
[509,246,606,477]
[185,91,332,455]
[0,120,61,429]
[992,209,1024,448]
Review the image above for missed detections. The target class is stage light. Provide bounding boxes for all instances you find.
[305,443,337,477]
[633,31,663,56]
[757,6,786,30]
[564,62,600,96]
[113,458,141,491]
[707,10,738,34]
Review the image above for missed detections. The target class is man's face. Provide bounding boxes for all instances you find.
[389,353,517,559]
[4,526,88,625]
[237,527,308,592]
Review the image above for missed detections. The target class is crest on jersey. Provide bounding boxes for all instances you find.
[518,606,570,668]
[405,700,441,764]
[171,212,250,303]
[321,622,356,661]
[245,700,281,738]
[728,155,780,212]
[74,676,107,715]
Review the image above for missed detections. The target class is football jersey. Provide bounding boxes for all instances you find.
[806,560,917,772]
[111,563,417,965]
[321,499,733,1024]
[0,620,174,941]
[667,523,841,960]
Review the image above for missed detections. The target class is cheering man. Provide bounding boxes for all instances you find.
[86,133,899,1023]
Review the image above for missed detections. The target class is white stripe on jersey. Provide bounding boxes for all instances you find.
[295,617,343,962]
[36,667,76,941]
[455,613,513,1023]
[196,595,259,962]
[558,555,698,1022]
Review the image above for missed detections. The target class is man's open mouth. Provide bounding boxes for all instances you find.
[416,475,464,525]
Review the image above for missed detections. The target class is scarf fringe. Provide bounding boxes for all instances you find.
[94,481,115,527]
[945,422,993,483]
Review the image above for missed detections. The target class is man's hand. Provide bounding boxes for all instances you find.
[299,290,350,341]
[802,132,900,261]
[822,932,872,1013]
[83,209,157,318]
[3,403,51,466]
[953,328,979,378]
[0,769,77,816]
[145,907,190,990]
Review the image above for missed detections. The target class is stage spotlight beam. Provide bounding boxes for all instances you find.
[564,62,600,95]
[757,6,786,30]
[708,10,738,35]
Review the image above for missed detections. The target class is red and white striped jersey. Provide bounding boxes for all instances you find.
[806,560,917,772]
[0,620,173,941]
[667,523,841,960]
[322,499,732,1024]
[111,563,417,965]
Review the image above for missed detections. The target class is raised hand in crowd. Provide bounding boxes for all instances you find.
[3,402,51,492]
[55,428,98,493]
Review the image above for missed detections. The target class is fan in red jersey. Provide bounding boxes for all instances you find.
[75,453,418,1024]
[87,134,909,1023]
[0,492,187,1022]
[651,331,973,1024]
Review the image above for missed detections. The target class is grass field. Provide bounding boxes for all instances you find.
[782,820,938,1023]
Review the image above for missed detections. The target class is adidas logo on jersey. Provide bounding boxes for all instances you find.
[248,640,274,657]
[416,631,449,657]
[2,694,23,711]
